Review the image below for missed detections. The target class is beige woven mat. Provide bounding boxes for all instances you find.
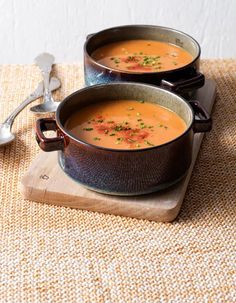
[0,60,235,302]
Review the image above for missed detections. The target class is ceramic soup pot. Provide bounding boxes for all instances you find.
[36,82,211,196]
[84,25,205,97]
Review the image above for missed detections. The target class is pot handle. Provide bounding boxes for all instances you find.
[189,100,212,133]
[36,118,65,152]
[161,72,205,93]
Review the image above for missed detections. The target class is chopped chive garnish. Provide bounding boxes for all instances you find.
[144,140,154,146]
[115,137,124,144]
[128,138,136,143]
[114,125,123,131]
[93,137,101,141]
[97,119,103,123]
[83,127,93,131]
[109,133,116,136]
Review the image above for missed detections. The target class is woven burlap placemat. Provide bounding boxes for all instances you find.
[0,60,235,302]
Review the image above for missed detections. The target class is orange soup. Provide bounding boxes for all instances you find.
[92,40,193,73]
[65,100,187,150]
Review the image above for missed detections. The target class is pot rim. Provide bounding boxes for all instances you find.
[56,82,195,153]
[84,24,201,75]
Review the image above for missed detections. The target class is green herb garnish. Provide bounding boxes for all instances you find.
[144,140,154,146]
[127,138,136,143]
[93,137,101,141]
[114,125,123,131]
[115,137,124,144]
[83,127,93,131]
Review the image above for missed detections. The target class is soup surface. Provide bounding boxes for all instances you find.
[65,100,187,150]
[92,40,193,73]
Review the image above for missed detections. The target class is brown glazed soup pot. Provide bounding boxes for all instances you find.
[36,83,211,196]
[84,25,205,98]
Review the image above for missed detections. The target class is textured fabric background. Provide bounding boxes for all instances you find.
[0,61,235,302]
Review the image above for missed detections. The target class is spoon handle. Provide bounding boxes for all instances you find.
[42,70,53,103]
[3,89,43,128]
[34,53,55,103]
[2,77,60,130]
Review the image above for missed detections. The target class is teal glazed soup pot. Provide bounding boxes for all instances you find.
[35,83,212,196]
[84,25,205,97]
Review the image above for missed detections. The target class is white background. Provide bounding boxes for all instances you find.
[0,0,235,64]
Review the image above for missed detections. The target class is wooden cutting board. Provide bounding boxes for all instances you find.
[20,80,216,222]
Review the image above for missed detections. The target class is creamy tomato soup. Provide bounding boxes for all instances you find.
[92,40,193,73]
[65,100,187,150]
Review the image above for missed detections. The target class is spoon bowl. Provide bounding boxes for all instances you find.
[30,99,60,113]
[0,77,61,147]
[0,124,15,146]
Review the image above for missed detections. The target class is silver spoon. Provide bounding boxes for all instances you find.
[0,77,61,147]
[30,53,60,113]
